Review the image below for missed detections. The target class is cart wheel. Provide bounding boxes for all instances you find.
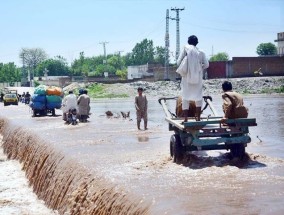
[230,144,246,159]
[52,109,55,116]
[170,134,184,163]
[33,110,37,117]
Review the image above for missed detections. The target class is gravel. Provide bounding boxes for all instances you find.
[65,76,284,99]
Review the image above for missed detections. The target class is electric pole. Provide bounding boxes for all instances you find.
[99,41,109,64]
[171,7,185,62]
[164,9,170,80]
[116,50,124,69]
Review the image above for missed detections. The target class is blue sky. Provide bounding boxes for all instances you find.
[0,0,283,66]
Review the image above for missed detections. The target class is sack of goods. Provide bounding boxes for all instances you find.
[31,85,63,110]
[30,94,47,110]
[46,86,63,96]
[34,85,47,95]
[46,95,62,109]
[30,101,46,110]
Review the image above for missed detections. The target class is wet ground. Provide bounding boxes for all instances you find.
[0,94,284,214]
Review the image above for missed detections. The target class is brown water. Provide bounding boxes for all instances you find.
[0,94,283,214]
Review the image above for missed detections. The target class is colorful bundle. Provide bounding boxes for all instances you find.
[30,85,62,110]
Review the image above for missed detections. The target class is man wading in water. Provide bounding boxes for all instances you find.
[135,87,148,130]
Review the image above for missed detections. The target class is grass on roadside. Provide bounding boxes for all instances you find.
[242,85,284,94]
[87,83,129,99]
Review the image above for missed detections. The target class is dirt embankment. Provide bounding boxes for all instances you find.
[64,76,284,99]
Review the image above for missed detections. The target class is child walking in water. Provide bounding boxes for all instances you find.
[135,87,148,130]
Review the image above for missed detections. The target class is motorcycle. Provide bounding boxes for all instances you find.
[67,108,78,125]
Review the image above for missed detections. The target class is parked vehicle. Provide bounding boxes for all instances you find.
[3,93,18,106]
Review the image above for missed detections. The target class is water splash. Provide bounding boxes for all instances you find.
[0,118,149,215]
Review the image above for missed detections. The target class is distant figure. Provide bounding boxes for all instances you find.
[77,89,90,122]
[0,93,4,102]
[24,92,31,104]
[254,68,263,76]
[21,92,26,103]
[62,91,78,121]
[135,87,148,130]
[221,81,248,123]
[177,35,209,122]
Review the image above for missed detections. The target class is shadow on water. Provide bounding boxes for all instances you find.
[177,152,267,169]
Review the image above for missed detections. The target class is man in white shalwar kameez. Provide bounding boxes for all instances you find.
[62,91,78,121]
[177,35,209,122]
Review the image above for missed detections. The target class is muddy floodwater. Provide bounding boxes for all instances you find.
[0,94,283,214]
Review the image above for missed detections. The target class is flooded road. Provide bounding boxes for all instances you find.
[0,94,283,214]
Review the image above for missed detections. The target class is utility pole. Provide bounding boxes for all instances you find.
[100,42,109,78]
[171,7,185,63]
[164,9,170,80]
[116,51,124,69]
[99,41,109,64]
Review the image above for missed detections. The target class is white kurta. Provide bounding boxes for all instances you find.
[177,44,209,103]
[62,94,78,113]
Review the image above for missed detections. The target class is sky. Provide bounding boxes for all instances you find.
[0,0,283,66]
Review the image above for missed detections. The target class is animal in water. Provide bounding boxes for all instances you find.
[105,111,113,117]
[121,111,130,119]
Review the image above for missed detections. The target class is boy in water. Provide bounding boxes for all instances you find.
[135,87,148,130]
[221,81,248,123]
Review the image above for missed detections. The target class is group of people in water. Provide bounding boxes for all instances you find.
[62,89,90,124]
[61,35,248,128]
[11,92,31,104]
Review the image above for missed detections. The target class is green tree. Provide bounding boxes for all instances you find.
[95,64,116,76]
[154,46,167,65]
[256,43,277,56]
[209,52,229,61]
[131,39,155,65]
[71,52,88,76]
[108,55,125,70]
[19,48,47,80]
[116,68,128,79]
[0,63,21,83]
[35,56,70,76]
[123,53,133,66]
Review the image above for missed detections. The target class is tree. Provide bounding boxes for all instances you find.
[35,56,70,77]
[131,39,155,65]
[71,52,87,76]
[256,43,277,56]
[154,46,167,65]
[0,63,21,83]
[19,48,47,80]
[116,68,128,79]
[108,55,125,70]
[95,64,116,76]
[209,52,229,61]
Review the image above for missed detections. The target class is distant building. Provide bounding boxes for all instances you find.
[275,32,284,55]
[127,64,153,79]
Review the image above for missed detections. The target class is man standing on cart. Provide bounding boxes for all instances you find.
[177,35,209,122]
